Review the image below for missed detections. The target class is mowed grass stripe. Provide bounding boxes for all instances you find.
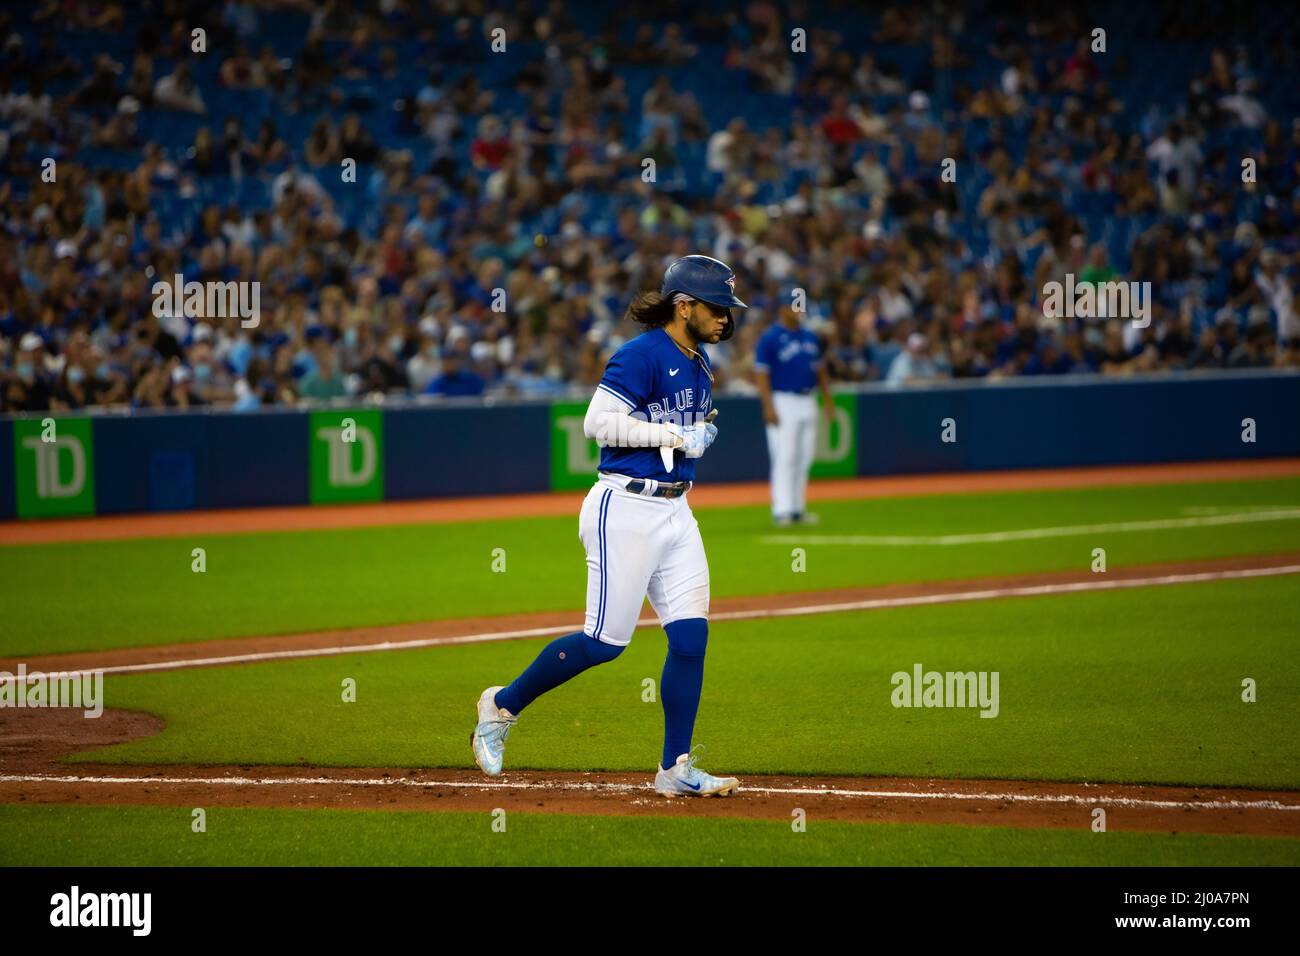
[1,805,1296,866]
[4,561,1296,680]
[2,477,1298,656]
[762,507,1300,545]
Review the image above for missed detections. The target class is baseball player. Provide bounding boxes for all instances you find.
[472,255,745,797]
[753,306,833,525]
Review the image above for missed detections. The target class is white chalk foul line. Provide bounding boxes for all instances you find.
[3,563,1299,684]
[1,773,1297,813]
[762,508,1300,546]
[710,564,1300,624]
[1182,505,1300,515]
[0,625,581,683]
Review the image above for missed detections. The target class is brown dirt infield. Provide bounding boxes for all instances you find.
[3,457,1298,546]
[2,707,1298,837]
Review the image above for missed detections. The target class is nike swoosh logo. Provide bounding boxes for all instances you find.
[669,368,680,376]
[681,780,701,790]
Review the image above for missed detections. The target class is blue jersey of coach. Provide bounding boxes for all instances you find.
[596,328,714,483]
[754,324,822,393]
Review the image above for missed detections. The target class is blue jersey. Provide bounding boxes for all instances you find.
[754,323,822,393]
[596,327,714,482]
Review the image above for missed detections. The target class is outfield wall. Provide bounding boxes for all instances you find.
[1,371,1296,520]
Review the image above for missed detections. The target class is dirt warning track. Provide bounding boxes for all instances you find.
[4,458,1298,547]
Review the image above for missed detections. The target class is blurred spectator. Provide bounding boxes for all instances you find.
[1145,122,1202,214]
[1256,250,1298,341]
[886,333,939,387]
[424,343,485,397]
[298,339,348,399]
[167,365,206,408]
[154,61,205,114]
[4,332,54,411]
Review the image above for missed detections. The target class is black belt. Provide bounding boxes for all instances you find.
[624,478,690,498]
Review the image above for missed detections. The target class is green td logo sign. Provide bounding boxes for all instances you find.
[549,400,601,491]
[309,409,384,503]
[810,392,858,478]
[14,417,96,518]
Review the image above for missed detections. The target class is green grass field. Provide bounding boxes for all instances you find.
[3,805,1297,867]
[67,575,1300,788]
[1,477,1297,655]
[2,475,1298,866]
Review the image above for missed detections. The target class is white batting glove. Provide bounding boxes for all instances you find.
[668,421,718,459]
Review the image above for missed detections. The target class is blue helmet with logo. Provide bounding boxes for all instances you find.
[661,255,747,339]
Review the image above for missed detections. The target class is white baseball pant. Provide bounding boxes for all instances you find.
[765,390,818,518]
[579,473,710,647]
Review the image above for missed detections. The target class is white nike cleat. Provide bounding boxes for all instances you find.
[470,686,516,776]
[654,749,740,797]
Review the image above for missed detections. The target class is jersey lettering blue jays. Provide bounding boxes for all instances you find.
[596,327,713,482]
[754,324,822,393]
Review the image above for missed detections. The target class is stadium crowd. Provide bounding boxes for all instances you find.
[1,0,1298,413]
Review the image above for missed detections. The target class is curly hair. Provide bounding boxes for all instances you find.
[625,291,678,329]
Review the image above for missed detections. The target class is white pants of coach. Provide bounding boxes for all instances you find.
[766,391,818,519]
[578,473,710,647]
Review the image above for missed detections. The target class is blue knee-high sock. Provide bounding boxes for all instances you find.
[494,631,623,716]
[661,618,708,770]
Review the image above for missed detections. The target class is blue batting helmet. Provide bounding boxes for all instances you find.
[661,255,747,340]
